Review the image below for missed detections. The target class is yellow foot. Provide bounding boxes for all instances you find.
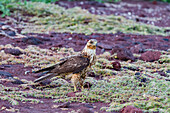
[81,85,84,91]
[74,85,77,92]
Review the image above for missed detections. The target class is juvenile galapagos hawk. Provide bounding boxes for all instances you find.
[34,39,97,91]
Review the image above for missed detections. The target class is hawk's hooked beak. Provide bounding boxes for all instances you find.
[96,42,98,47]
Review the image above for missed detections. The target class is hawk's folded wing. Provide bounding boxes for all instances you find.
[34,55,90,83]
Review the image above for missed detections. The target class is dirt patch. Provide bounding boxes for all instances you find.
[0,32,169,55]
[0,98,113,113]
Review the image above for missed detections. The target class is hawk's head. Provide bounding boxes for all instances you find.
[82,39,97,56]
[86,39,98,50]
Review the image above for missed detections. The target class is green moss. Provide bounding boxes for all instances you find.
[8,2,169,36]
[0,43,169,112]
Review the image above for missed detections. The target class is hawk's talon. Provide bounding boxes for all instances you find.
[81,85,84,91]
[74,85,77,92]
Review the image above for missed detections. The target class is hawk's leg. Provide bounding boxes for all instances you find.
[80,80,84,91]
[71,74,80,92]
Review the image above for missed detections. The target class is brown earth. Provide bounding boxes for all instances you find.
[0,32,169,55]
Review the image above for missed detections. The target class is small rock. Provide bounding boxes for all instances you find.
[0,66,5,70]
[140,51,161,62]
[39,80,51,85]
[130,44,145,53]
[22,36,43,45]
[83,103,93,108]
[5,31,16,36]
[163,38,169,42]
[0,71,13,78]
[134,72,140,75]
[55,42,64,47]
[4,48,23,56]
[78,108,93,113]
[0,22,5,25]
[91,34,100,38]
[112,46,135,61]
[57,102,70,108]
[1,104,12,109]
[124,66,140,71]
[97,43,113,50]
[101,48,105,53]
[116,37,130,41]
[97,43,112,50]
[166,70,170,73]
[48,31,56,37]
[120,105,143,113]
[111,61,121,71]
[41,37,51,41]
[156,71,168,77]
[135,73,148,83]
[84,82,92,89]
[88,72,96,77]
[11,79,24,84]
[1,25,10,30]
[67,92,76,97]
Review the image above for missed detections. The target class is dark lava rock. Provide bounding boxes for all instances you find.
[135,73,148,83]
[22,36,43,45]
[156,71,168,77]
[112,46,135,61]
[54,42,65,47]
[130,44,145,53]
[140,51,161,62]
[11,79,24,84]
[0,66,5,70]
[116,37,130,41]
[97,43,113,50]
[88,72,96,77]
[78,108,93,113]
[124,66,139,71]
[163,38,169,42]
[111,61,121,71]
[0,71,13,78]
[40,37,51,41]
[134,72,140,75]
[4,48,23,56]
[57,102,70,108]
[67,92,76,97]
[1,104,13,109]
[0,22,5,25]
[0,71,24,84]
[84,82,92,89]
[5,31,16,36]
[120,105,143,113]
[35,71,49,77]
[83,103,93,108]
[166,70,170,73]
[39,80,51,85]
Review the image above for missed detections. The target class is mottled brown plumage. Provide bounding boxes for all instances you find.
[34,39,97,91]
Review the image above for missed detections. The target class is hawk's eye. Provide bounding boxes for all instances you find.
[89,41,93,44]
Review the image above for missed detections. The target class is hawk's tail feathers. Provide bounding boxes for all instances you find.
[34,73,56,83]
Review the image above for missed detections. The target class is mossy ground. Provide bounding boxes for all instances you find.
[0,45,169,112]
[8,2,170,36]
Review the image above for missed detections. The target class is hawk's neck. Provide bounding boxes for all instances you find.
[82,46,96,57]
